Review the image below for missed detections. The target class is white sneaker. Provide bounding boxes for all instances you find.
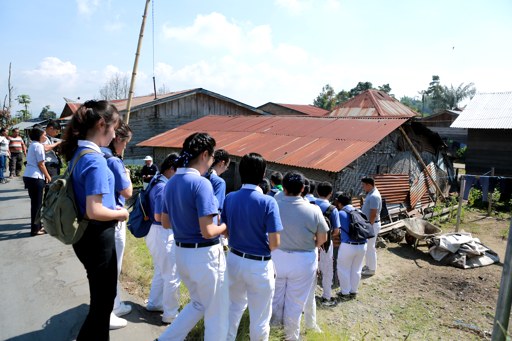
[113,302,132,317]
[109,313,127,330]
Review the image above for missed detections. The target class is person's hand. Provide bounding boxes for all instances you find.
[45,176,51,184]
[116,207,129,221]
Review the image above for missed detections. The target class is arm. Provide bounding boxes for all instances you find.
[199,215,226,239]
[37,160,51,183]
[86,194,129,221]
[160,212,171,229]
[315,232,328,248]
[43,140,62,152]
[269,232,280,251]
[369,208,378,225]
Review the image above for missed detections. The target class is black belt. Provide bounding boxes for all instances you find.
[231,248,271,261]
[345,241,366,245]
[175,240,219,248]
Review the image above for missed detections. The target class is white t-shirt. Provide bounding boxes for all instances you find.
[0,136,9,156]
[23,142,46,179]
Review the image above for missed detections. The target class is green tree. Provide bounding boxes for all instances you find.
[442,82,476,110]
[421,76,476,114]
[349,81,373,98]
[378,83,392,94]
[400,96,422,113]
[313,84,338,110]
[16,94,31,120]
[39,105,57,119]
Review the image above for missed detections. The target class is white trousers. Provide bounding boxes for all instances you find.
[318,240,333,299]
[304,248,318,330]
[226,252,275,341]
[145,224,181,321]
[113,221,126,312]
[159,243,228,341]
[337,243,367,295]
[271,249,317,341]
[365,222,381,271]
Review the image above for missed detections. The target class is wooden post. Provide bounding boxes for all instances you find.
[455,177,465,232]
[487,167,495,216]
[399,126,446,201]
[124,0,151,126]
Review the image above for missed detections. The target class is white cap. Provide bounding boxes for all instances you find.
[144,155,153,161]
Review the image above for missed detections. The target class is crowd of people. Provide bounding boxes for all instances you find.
[5,99,382,341]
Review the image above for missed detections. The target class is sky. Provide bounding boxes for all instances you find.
[1,0,511,118]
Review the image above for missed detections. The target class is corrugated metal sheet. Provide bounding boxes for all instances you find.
[138,115,409,173]
[328,90,418,118]
[373,174,409,204]
[410,163,437,207]
[276,104,329,117]
[451,92,512,129]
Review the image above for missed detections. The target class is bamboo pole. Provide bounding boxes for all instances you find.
[455,177,465,232]
[487,167,495,216]
[124,0,151,126]
[492,219,512,341]
[399,126,446,201]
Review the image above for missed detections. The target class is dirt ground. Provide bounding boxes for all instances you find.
[312,209,510,340]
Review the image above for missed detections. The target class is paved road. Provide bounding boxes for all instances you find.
[0,177,167,341]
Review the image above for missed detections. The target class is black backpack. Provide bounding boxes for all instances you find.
[344,208,375,241]
[320,205,335,252]
[127,174,165,238]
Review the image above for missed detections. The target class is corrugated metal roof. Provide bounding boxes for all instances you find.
[373,174,409,204]
[451,92,512,129]
[276,103,329,116]
[137,115,409,172]
[328,90,418,118]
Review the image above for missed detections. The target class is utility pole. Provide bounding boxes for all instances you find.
[124,0,151,125]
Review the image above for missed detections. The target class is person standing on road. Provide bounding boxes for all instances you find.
[360,177,382,277]
[222,153,283,341]
[0,127,10,184]
[158,132,228,341]
[141,155,158,189]
[271,171,329,341]
[101,121,133,329]
[8,127,26,178]
[42,120,62,179]
[22,126,51,236]
[147,153,182,325]
[60,100,129,341]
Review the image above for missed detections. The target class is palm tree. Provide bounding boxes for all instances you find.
[442,83,476,109]
[16,94,31,113]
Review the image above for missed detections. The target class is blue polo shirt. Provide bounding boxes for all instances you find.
[315,198,341,230]
[222,184,283,257]
[208,170,226,211]
[72,141,116,218]
[149,174,167,225]
[164,168,219,243]
[339,205,367,244]
[101,147,131,207]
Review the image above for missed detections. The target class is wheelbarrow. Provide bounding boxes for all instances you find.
[403,218,442,250]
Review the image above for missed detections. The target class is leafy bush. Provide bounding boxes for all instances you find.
[126,164,143,188]
[456,146,467,159]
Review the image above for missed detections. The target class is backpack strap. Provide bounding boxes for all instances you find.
[67,149,98,177]
[324,204,335,219]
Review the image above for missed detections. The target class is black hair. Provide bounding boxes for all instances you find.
[206,149,230,177]
[106,121,132,158]
[29,126,45,142]
[336,193,352,206]
[160,152,180,173]
[61,100,120,161]
[46,120,60,130]
[302,178,310,196]
[270,171,283,186]
[0,127,6,134]
[282,171,305,196]
[175,132,216,168]
[309,180,316,196]
[317,181,333,197]
[239,153,266,185]
[259,178,271,194]
[361,177,375,186]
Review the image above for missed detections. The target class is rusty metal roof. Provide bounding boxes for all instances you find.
[276,103,329,116]
[328,90,418,118]
[451,92,512,129]
[138,115,409,172]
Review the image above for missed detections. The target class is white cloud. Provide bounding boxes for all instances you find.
[76,0,101,15]
[162,12,273,55]
[24,57,77,78]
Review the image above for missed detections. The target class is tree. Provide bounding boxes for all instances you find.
[420,75,476,114]
[378,84,392,94]
[313,84,338,111]
[99,73,129,100]
[400,96,422,113]
[349,81,373,98]
[16,94,31,120]
[313,82,393,110]
[442,82,476,110]
[1,62,14,126]
[39,105,57,119]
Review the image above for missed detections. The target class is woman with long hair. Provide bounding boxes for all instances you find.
[23,125,51,236]
[158,132,228,341]
[101,121,133,329]
[60,100,129,341]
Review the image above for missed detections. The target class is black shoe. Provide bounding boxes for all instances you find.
[336,292,354,302]
[320,297,337,307]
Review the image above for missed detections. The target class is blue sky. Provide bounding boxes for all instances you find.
[1,0,511,118]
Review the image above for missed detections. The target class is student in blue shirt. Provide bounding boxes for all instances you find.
[206,149,230,248]
[158,132,228,341]
[334,193,367,301]
[222,153,283,341]
[60,100,129,341]
[100,121,133,329]
[146,153,182,325]
[315,181,341,306]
